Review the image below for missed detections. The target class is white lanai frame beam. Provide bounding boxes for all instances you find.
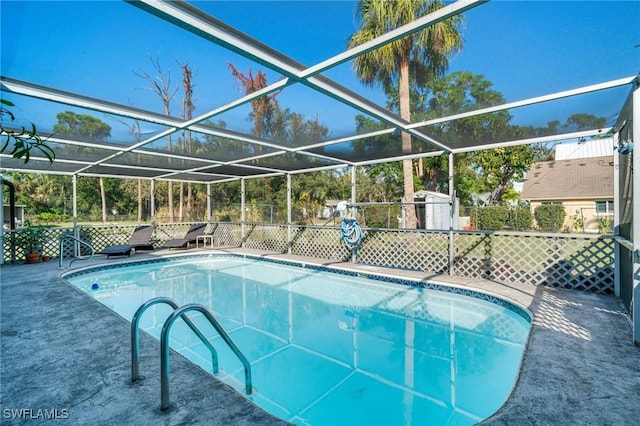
[632,84,640,345]
[0,77,350,177]
[128,0,487,152]
[1,0,635,182]
[2,69,632,181]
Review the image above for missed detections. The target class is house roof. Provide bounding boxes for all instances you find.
[520,156,614,201]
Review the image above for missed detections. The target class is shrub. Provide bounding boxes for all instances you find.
[599,218,611,234]
[475,206,509,230]
[509,207,533,231]
[534,204,566,232]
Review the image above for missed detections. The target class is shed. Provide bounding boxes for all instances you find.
[414,191,459,230]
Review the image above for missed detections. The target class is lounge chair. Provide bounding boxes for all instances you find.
[98,225,155,258]
[162,223,207,249]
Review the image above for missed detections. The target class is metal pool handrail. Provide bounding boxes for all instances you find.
[58,234,95,268]
[160,303,253,410]
[130,297,219,383]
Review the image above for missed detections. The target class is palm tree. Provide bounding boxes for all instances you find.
[348,0,463,228]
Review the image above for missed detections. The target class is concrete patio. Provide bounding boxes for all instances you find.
[1,249,639,425]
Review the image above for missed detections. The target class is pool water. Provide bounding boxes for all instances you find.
[66,254,531,426]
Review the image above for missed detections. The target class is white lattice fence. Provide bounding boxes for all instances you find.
[290,225,350,260]
[212,223,242,247]
[452,232,614,294]
[1,222,615,294]
[243,224,288,252]
[358,229,449,273]
[78,225,139,253]
[154,223,201,246]
[2,227,71,262]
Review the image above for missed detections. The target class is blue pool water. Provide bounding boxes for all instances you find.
[65,254,531,426]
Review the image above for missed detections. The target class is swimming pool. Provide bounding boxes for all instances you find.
[65,254,531,426]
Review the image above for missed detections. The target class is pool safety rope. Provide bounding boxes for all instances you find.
[340,218,364,252]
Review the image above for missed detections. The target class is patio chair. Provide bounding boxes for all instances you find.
[162,223,207,249]
[98,225,155,258]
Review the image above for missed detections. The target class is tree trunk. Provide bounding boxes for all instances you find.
[488,176,511,205]
[137,179,143,221]
[399,59,416,229]
[179,182,184,222]
[167,131,173,222]
[168,182,174,222]
[99,177,107,223]
[187,183,193,220]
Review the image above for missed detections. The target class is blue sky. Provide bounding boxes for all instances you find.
[1,0,639,141]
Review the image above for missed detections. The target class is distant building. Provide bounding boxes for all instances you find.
[413,190,460,230]
[2,204,25,229]
[520,156,613,233]
[555,137,614,160]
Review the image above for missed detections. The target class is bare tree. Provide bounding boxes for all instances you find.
[180,61,196,221]
[135,54,179,222]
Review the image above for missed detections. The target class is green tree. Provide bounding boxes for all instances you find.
[348,0,463,228]
[420,72,535,205]
[473,145,534,205]
[564,113,607,132]
[53,111,112,222]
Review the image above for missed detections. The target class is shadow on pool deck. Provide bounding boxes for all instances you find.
[1,249,639,425]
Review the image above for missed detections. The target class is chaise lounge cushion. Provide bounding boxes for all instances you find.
[162,223,207,249]
[98,225,155,258]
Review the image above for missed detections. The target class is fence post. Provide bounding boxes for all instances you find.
[448,154,455,275]
[287,174,292,255]
[241,179,246,248]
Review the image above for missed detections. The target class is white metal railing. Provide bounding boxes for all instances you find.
[58,234,95,268]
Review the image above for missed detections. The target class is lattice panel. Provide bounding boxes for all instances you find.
[212,223,243,247]
[453,232,614,294]
[79,225,139,253]
[154,223,200,246]
[2,227,71,262]
[1,222,615,294]
[357,229,449,273]
[290,226,350,261]
[41,228,67,257]
[243,224,288,252]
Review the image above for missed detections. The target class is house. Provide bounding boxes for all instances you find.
[520,155,614,233]
[2,204,25,229]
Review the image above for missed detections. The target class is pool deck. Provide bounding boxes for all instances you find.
[1,248,639,425]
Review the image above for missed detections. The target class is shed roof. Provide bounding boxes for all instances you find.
[520,156,614,201]
[555,138,615,160]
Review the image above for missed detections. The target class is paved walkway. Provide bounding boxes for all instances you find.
[1,249,639,425]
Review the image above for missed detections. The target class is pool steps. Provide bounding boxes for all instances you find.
[130,297,253,411]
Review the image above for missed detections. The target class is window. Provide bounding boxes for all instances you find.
[595,200,614,215]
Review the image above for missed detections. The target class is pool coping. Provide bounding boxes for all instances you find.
[2,248,639,425]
